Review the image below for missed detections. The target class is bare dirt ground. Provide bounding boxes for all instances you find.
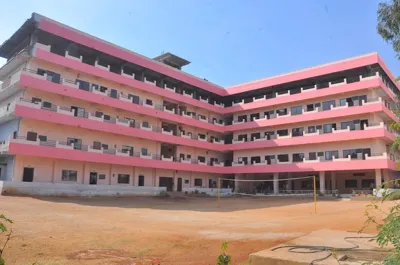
[0,195,387,265]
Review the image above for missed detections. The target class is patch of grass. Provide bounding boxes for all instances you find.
[137,249,150,257]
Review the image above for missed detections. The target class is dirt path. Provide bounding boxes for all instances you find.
[0,196,385,265]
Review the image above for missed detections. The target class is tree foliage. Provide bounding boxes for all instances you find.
[0,214,13,265]
[378,0,400,59]
[216,242,231,265]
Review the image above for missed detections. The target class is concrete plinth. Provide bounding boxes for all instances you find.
[249,229,386,265]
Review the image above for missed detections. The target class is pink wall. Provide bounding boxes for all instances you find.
[8,142,397,174]
[19,73,225,133]
[38,17,227,96]
[13,103,395,152]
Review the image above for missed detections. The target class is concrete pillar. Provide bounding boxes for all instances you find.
[287,173,292,191]
[273,173,279,194]
[375,169,382,188]
[319,171,326,194]
[331,172,336,191]
[383,169,392,188]
[234,174,243,193]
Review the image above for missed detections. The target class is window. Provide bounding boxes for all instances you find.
[265,131,275,140]
[325,151,339,161]
[250,113,260,121]
[198,133,206,139]
[277,129,288,136]
[265,155,275,164]
[345,180,358,188]
[141,148,148,156]
[341,121,355,130]
[277,154,289,162]
[292,153,304,162]
[343,149,357,159]
[98,174,106,180]
[309,152,317,160]
[308,126,316,133]
[306,104,315,111]
[251,156,261,164]
[122,145,133,155]
[184,179,189,184]
[238,134,248,141]
[276,108,287,116]
[142,121,150,128]
[38,135,47,142]
[42,101,52,108]
[101,144,108,150]
[138,175,145,186]
[198,156,206,163]
[118,174,130,184]
[194,178,203,187]
[62,170,77,181]
[264,110,274,119]
[291,106,302,115]
[362,179,375,188]
[322,100,336,111]
[317,152,324,157]
[238,115,247,122]
[339,98,347,106]
[146,99,153,105]
[199,114,206,120]
[292,127,304,137]
[32,97,42,104]
[76,79,90,91]
[323,123,336,133]
[251,132,261,140]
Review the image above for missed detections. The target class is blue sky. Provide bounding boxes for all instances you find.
[0,0,398,87]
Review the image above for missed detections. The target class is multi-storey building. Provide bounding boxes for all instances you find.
[0,13,398,195]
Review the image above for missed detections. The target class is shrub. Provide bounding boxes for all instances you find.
[216,242,231,265]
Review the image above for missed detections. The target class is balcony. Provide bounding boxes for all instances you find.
[12,98,226,152]
[12,68,225,133]
[224,71,397,114]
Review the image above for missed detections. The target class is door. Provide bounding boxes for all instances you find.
[110,89,118,98]
[159,177,173,192]
[71,106,85,117]
[67,138,82,150]
[22,167,34,182]
[177,178,182,192]
[89,172,97,185]
[138,175,145,186]
[360,120,369,130]
[208,179,213,188]
[26,131,38,142]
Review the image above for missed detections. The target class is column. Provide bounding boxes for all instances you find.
[273,173,279,194]
[319,171,326,194]
[234,174,242,193]
[383,169,392,188]
[375,169,382,188]
[331,172,336,191]
[287,173,292,191]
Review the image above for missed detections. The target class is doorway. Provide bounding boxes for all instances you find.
[177,177,182,192]
[22,167,34,182]
[209,178,213,188]
[159,177,173,192]
[89,172,98,185]
[26,131,38,142]
[71,106,85,118]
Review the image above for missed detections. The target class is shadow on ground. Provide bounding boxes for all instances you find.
[4,194,339,212]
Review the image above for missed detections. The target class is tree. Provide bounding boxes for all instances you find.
[0,214,13,265]
[377,0,400,59]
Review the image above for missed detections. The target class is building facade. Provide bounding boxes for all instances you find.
[0,13,398,195]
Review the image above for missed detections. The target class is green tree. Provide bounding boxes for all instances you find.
[377,0,400,59]
[216,242,231,265]
[0,214,13,265]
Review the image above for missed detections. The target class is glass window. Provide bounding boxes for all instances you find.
[198,156,206,163]
[317,152,324,157]
[362,179,375,188]
[309,152,317,160]
[323,123,336,133]
[76,79,90,91]
[325,151,339,161]
[345,180,358,188]
[194,178,203,186]
[292,127,304,137]
[238,115,247,122]
[322,100,336,111]
[291,106,302,115]
[343,149,357,159]
[142,121,150,128]
[276,108,288,116]
[277,129,288,136]
[277,154,289,162]
[339,98,347,106]
[62,170,77,181]
[308,126,316,133]
[306,104,315,111]
[118,174,130,184]
[141,148,148,156]
[146,99,153,105]
[292,153,304,162]
[98,174,106,180]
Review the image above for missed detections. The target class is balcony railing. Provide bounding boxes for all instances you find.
[14,68,226,129]
[230,96,394,125]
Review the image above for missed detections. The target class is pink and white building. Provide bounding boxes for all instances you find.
[0,13,398,195]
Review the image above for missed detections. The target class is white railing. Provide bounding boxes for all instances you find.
[365,152,388,160]
[232,120,245,125]
[277,133,292,139]
[62,79,79,89]
[183,91,193,98]
[18,100,41,109]
[232,161,244,166]
[163,106,175,114]
[212,139,224,144]
[253,137,266,142]
[332,102,348,110]
[139,124,152,131]
[232,100,244,106]
[121,71,135,79]
[200,97,208,103]
[301,85,317,93]
[214,102,224,108]
[140,153,152,159]
[360,72,379,81]
[164,84,175,92]
[303,157,321,163]
[182,112,194,119]
[277,159,291,164]
[303,107,320,114]
[57,106,74,116]
[56,141,73,150]
[329,79,347,87]
[198,116,208,122]
[276,91,290,98]
[161,155,173,162]
[116,150,130,156]
[88,146,103,153]
[116,119,129,127]
[333,155,351,162]
[88,113,103,122]
[365,122,385,130]
[35,43,51,52]
[232,139,245,144]
[213,162,224,167]
[253,95,266,102]
[143,101,154,108]
[92,89,108,96]
[180,158,191,164]
[362,97,382,106]
[332,126,350,134]
[65,51,83,62]
[303,130,320,136]
[161,128,173,135]
[94,61,110,71]
[276,112,291,118]
[11,138,39,145]
[144,77,156,86]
